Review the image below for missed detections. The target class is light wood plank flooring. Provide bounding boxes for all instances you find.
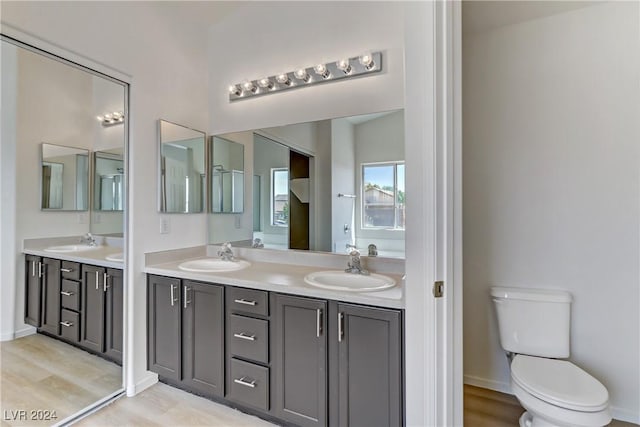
[77,383,638,426]
[0,333,122,427]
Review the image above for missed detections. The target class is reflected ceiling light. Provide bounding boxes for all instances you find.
[97,111,125,127]
[227,51,382,102]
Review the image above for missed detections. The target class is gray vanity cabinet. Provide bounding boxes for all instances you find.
[105,268,124,363]
[330,303,403,427]
[24,255,43,327]
[147,275,225,397]
[272,294,327,427]
[81,265,106,353]
[40,258,62,336]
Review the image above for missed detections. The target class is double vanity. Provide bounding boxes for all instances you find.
[23,236,124,364]
[144,245,405,427]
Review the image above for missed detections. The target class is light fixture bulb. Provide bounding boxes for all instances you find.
[104,113,113,120]
[336,59,352,74]
[314,63,330,79]
[242,81,257,93]
[359,53,375,70]
[294,68,310,82]
[275,73,291,85]
[112,112,122,119]
[97,115,104,121]
[257,78,273,89]
[228,84,242,96]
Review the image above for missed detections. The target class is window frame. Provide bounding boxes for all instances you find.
[270,167,289,227]
[361,161,405,230]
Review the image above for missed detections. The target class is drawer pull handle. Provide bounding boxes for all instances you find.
[60,291,74,296]
[60,268,74,273]
[234,298,257,306]
[233,332,256,341]
[60,321,74,327]
[32,261,36,277]
[234,377,256,388]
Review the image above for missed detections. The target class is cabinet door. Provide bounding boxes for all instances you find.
[24,255,42,327]
[333,303,402,427]
[81,265,106,353]
[147,275,181,381]
[40,258,61,336]
[273,294,327,427]
[105,268,123,363]
[181,280,224,397]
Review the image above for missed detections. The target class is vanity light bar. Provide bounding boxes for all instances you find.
[97,111,125,127]
[228,52,382,102]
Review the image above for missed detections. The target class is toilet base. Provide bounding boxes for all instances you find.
[520,411,563,427]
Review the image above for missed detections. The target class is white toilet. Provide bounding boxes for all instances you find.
[491,287,612,427]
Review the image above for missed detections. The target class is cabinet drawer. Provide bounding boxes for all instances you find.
[61,261,80,280]
[228,314,269,364]
[227,287,269,316]
[60,279,80,311]
[60,309,80,342]
[228,358,269,411]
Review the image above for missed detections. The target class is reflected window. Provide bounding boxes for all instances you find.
[362,162,405,229]
[271,168,289,226]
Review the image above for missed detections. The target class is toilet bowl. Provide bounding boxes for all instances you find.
[510,354,611,427]
[490,287,612,427]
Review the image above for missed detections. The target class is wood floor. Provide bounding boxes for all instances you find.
[77,383,638,427]
[0,333,122,427]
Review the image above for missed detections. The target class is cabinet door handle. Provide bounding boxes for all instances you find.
[60,268,73,273]
[234,298,257,306]
[32,260,36,277]
[183,286,191,308]
[103,273,110,292]
[233,332,256,341]
[170,284,176,307]
[60,321,73,327]
[60,291,74,296]
[38,262,43,278]
[233,377,256,388]
[338,312,344,342]
[317,308,323,337]
[95,271,99,290]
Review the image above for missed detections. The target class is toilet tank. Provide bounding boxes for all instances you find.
[491,287,572,358]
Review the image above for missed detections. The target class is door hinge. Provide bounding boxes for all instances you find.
[433,281,444,298]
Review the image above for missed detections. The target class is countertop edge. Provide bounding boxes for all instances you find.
[24,248,124,270]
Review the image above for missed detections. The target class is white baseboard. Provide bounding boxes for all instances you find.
[0,326,36,341]
[464,375,639,424]
[127,372,158,397]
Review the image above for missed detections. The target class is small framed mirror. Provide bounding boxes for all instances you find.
[211,136,244,213]
[158,120,206,213]
[94,149,124,211]
[40,143,89,211]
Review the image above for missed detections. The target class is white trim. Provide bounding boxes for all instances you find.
[53,389,125,427]
[128,372,158,397]
[0,327,34,342]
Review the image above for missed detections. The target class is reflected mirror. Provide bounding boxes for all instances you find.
[211,136,244,213]
[158,120,206,213]
[94,149,124,211]
[210,109,405,258]
[40,143,89,210]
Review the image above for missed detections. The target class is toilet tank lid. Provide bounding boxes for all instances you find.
[490,287,572,303]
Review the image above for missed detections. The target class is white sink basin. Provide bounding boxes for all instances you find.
[178,258,250,273]
[44,244,101,253]
[304,270,396,292]
[105,252,124,262]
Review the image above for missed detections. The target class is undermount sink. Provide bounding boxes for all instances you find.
[44,244,101,253]
[304,270,396,292]
[105,252,124,262]
[178,258,251,273]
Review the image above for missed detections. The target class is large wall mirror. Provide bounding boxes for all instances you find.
[211,136,244,213]
[210,109,405,258]
[158,120,206,213]
[40,143,89,210]
[2,36,127,422]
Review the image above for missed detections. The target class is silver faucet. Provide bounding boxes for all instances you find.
[80,233,96,246]
[346,243,357,252]
[252,238,264,248]
[368,244,378,257]
[345,249,369,275]
[218,242,235,261]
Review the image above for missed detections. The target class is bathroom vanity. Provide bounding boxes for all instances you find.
[23,238,124,364]
[145,249,404,427]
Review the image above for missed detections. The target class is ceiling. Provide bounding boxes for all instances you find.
[462,1,601,34]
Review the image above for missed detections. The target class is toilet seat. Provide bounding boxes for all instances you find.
[511,355,609,412]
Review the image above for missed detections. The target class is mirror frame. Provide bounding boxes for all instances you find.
[40,142,90,212]
[157,119,207,214]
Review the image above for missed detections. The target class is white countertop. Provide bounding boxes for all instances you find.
[23,236,124,269]
[145,256,404,309]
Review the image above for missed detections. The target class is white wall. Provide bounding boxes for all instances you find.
[331,118,356,252]
[2,1,211,394]
[463,2,640,422]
